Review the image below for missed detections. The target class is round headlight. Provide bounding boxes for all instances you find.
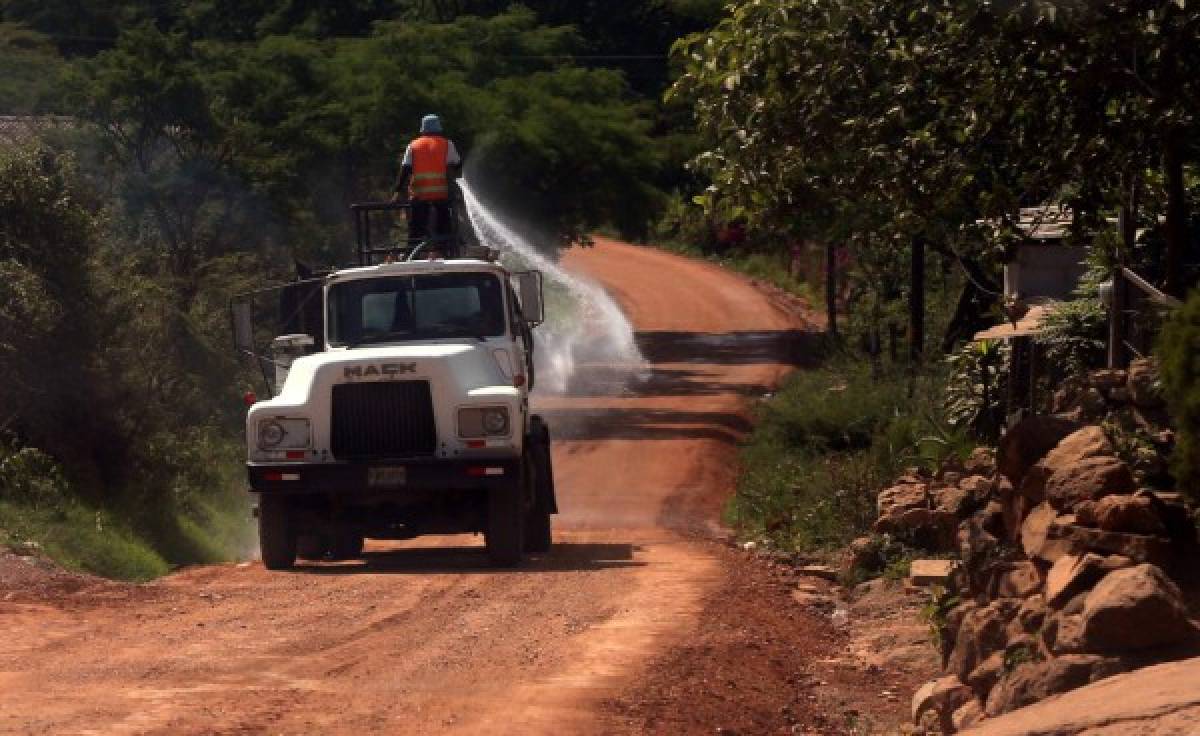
[259,421,286,448]
[482,409,509,435]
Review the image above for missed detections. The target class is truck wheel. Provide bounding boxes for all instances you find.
[297,535,328,560]
[258,496,296,571]
[330,534,365,560]
[524,445,553,555]
[524,505,552,555]
[485,482,524,567]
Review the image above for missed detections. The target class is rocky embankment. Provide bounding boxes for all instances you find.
[859,359,1199,733]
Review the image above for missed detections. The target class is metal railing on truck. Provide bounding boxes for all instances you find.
[352,201,468,266]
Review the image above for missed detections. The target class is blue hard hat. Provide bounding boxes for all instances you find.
[420,114,443,134]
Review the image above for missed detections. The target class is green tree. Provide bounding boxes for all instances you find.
[672,0,1200,353]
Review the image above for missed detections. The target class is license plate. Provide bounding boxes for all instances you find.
[368,467,407,488]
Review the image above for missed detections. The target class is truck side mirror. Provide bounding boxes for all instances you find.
[232,299,254,355]
[512,271,545,327]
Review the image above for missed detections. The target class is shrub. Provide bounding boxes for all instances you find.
[0,443,70,510]
[1158,289,1200,500]
[730,360,970,553]
[944,338,1009,440]
[1037,298,1108,379]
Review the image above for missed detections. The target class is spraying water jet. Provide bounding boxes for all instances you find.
[457,179,645,394]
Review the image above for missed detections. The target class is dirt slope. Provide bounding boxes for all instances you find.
[0,240,847,735]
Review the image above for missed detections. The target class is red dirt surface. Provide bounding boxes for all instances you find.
[0,239,928,735]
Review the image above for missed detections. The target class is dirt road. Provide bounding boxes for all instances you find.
[0,240,824,735]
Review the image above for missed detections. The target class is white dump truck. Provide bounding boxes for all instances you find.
[232,201,556,569]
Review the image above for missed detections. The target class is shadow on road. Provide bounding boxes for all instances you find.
[293,542,643,575]
[533,328,823,441]
[636,329,823,366]
[538,407,751,443]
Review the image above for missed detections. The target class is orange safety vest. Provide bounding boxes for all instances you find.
[409,135,450,201]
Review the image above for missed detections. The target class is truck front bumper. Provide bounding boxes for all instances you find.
[247,458,520,495]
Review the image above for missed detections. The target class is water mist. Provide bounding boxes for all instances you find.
[457,179,644,394]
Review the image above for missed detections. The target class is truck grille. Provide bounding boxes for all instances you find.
[331,381,437,460]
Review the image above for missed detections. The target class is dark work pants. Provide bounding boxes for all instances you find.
[409,200,452,244]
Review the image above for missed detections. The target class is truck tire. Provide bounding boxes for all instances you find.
[330,534,365,560]
[524,434,554,555]
[258,496,296,571]
[485,481,524,567]
[297,535,327,560]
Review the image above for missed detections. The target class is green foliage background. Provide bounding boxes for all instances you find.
[1159,289,1200,500]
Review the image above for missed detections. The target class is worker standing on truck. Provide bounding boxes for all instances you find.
[392,114,463,247]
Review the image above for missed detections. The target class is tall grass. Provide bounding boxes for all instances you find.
[730,359,971,554]
[0,439,254,581]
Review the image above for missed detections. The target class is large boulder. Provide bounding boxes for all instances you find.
[962,656,1200,736]
[933,483,972,517]
[911,675,974,732]
[957,518,1002,595]
[873,507,958,551]
[964,447,997,477]
[948,600,1020,680]
[942,601,979,665]
[1019,502,1071,564]
[1127,358,1164,409]
[1039,611,1086,656]
[1080,564,1198,653]
[951,697,986,732]
[1022,427,1135,511]
[966,650,1006,697]
[1048,521,1173,566]
[1008,594,1048,639]
[1076,494,1167,536]
[996,477,1025,545]
[984,655,1102,716]
[1044,552,1131,609]
[987,561,1042,599]
[877,481,928,517]
[997,415,1082,488]
[960,475,996,506]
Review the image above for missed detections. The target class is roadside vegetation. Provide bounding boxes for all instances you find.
[731,359,971,554]
[664,1,1200,561]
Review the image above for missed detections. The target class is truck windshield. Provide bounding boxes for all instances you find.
[327,273,506,347]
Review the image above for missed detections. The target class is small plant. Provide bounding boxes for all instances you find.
[882,553,914,582]
[0,442,70,511]
[1037,299,1108,380]
[1003,643,1036,671]
[944,338,1010,440]
[920,585,962,657]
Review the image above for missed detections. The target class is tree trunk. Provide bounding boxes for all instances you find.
[1164,135,1191,298]
[1110,173,1136,368]
[825,240,838,338]
[910,235,925,363]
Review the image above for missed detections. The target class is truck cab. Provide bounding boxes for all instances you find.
[234,203,556,569]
